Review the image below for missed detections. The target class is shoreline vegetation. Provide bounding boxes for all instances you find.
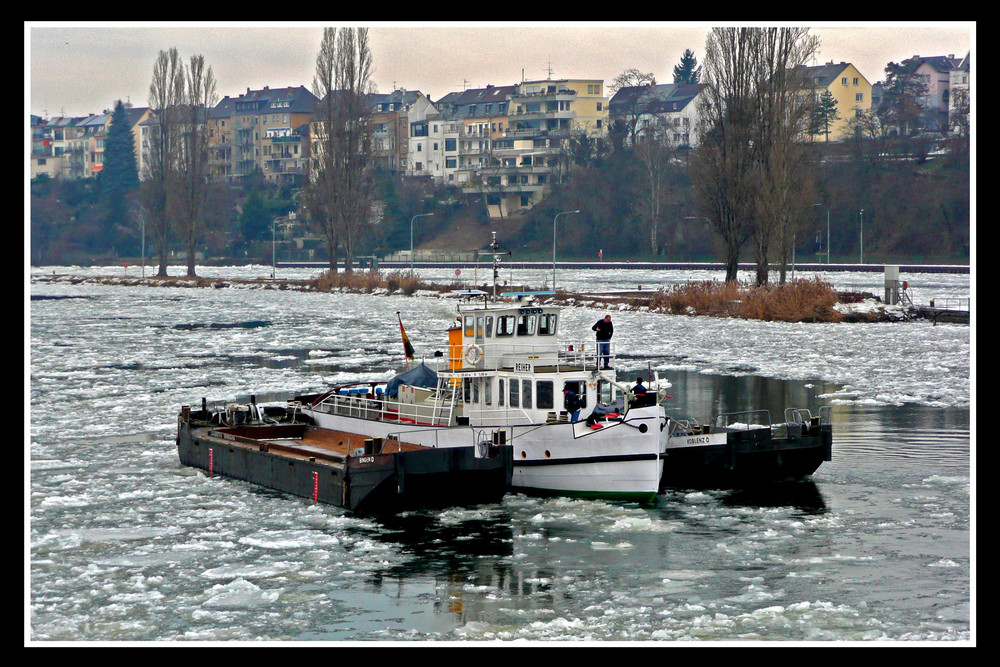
[31,269,937,323]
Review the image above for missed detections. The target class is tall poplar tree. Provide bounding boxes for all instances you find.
[308,27,377,273]
[691,27,817,284]
[143,47,185,277]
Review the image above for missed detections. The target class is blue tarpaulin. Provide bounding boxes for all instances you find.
[385,362,438,398]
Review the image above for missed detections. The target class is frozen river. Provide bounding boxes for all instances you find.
[27,265,972,643]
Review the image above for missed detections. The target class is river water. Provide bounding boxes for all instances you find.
[27,266,973,643]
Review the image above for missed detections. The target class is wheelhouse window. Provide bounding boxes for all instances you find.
[522,379,532,409]
[496,315,516,337]
[538,313,557,335]
[517,313,536,336]
[464,315,475,337]
[510,379,520,408]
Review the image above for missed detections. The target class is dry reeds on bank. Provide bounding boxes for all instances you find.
[649,277,842,323]
[312,269,428,296]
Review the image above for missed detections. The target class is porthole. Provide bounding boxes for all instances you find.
[544,450,551,458]
[639,423,648,433]
[520,451,527,459]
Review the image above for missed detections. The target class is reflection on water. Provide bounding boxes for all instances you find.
[721,480,829,514]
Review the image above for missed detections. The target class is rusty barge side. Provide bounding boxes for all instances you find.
[176,408,512,514]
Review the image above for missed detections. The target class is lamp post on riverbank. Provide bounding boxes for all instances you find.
[814,203,830,264]
[410,213,434,271]
[552,210,579,292]
[859,209,864,265]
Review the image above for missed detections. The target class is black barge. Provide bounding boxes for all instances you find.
[177,401,513,514]
[661,407,833,489]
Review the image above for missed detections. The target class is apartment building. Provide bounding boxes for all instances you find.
[209,85,317,185]
[608,82,705,147]
[30,105,152,181]
[461,78,609,217]
[433,84,517,185]
[369,88,432,175]
[899,54,964,132]
[949,52,971,135]
[798,61,873,140]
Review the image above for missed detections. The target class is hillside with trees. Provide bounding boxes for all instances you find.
[29,28,970,273]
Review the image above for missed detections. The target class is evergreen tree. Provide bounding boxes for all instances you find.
[672,49,701,85]
[809,90,841,141]
[880,61,928,136]
[99,99,140,251]
[240,188,271,241]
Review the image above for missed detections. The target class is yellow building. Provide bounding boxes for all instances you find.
[800,62,873,141]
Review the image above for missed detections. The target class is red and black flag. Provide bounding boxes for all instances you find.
[397,312,415,367]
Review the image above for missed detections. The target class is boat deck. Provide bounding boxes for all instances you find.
[205,423,427,464]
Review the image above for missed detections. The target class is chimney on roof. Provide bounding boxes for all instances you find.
[949,54,955,59]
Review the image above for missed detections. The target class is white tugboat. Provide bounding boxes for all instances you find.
[294,234,668,502]
[296,290,668,503]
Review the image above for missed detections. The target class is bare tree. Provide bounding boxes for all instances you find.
[692,28,761,282]
[608,68,657,147]
[143,47,185,277]
[633,115,678,255]
[749,27,818,285]
[308,27,377,273]
[171,54,217,277]
[691,27,818,284]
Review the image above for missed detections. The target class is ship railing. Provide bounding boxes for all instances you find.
[784,406,833,426]
[714,409,772,430]
[312,391,457,427]
[443,340,615,372]
[557,340,615,371]
[465,406,534,426]
[386,426,449,449]
[665,416,706,437]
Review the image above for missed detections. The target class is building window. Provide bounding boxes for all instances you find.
[853,77,859,85]
[855,93,864,102]
[842,77,848,85]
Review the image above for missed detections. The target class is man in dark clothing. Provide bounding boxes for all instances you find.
[592,314,613,369]
[633,377,646,395]
[563,387,582,422]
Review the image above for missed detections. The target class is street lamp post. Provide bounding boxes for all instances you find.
[813,203,830,264]
[552,210,580,292]
[410,213,434,271]
[859,209,864,265]
[140,214,145,279]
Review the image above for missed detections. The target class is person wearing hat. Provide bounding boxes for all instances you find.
[563,385,582,422]
[592,314,614,369]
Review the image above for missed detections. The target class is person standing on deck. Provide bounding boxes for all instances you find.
[592,314,614,369]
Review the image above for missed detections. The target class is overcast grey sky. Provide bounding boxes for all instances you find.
[27,22,973,119]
